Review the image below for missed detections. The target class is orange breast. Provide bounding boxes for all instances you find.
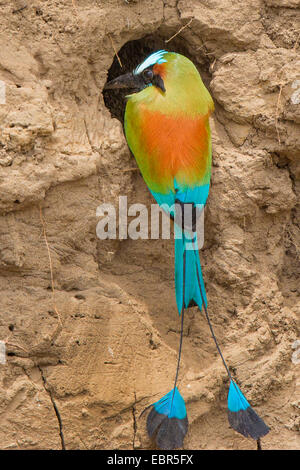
[139,108,210,191]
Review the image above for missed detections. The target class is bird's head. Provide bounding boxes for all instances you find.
[104,50,214,116]
[104,50,168,95]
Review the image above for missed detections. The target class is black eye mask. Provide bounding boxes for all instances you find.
[105,66,166,94]
[151,73,166,92]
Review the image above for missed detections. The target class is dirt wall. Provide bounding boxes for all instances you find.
[0,0,299,450]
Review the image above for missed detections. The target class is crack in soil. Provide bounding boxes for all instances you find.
[132,392,137,449]
[38,365,66,450]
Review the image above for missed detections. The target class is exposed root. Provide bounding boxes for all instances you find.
[275,84,283,145]
[39,205,63,327]
[108,33,123,69]
[165,18,193,44]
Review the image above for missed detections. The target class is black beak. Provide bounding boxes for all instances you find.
[104,72,143,91]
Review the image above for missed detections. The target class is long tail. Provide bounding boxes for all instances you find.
[145,251,188,450]
[144,228,269,449]
[191,239,270,442]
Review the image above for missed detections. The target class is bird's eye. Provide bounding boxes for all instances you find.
[142,69,153,82]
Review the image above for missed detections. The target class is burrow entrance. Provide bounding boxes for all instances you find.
[103,33,213,122]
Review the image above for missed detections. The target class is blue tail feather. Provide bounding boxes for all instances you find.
[191,246,270,442]
[228,380,250,412]
[153,387,187,419]
[175,229,207,314]
[146,387,188,450]
[144,234,189,450]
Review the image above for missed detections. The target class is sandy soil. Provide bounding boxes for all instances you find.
[0,0,299,450]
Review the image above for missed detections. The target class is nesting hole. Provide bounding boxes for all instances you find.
[103,34,212,122]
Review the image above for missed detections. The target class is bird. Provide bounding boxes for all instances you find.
[105,50,270,449]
